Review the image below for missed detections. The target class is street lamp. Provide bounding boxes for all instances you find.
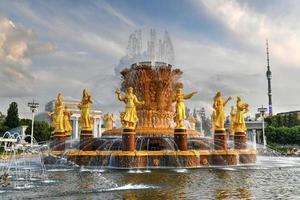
[28,99,39,147]
[197,107,205,135]
[258,105,268,149]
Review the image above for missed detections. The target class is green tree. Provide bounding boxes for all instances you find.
[282,115,288,127]
[267,113,300,128]
[265,125,300,145]
[5,102,20,129]
[265,113,300,145]
[0,112,9,136]
[0,112,5,123]
[25,121,51,143]
[20,118,32,126]
[275,115,284,127]
[0,124,9,136]
[265,116,272,126]
[286,114,299,127]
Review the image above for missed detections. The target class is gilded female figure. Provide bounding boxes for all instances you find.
[49,93,65,132]
[115,87,144,129]
[172,88,197,129]
[105,112,114,130]
[212,91,232,131]
[234,96,249,132]
[78,89,93,130]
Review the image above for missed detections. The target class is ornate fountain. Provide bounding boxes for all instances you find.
[45,62,256,168]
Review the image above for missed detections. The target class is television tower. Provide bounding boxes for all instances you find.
[266,40,273,116]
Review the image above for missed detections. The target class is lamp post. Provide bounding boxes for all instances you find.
[258,105,268,149]
[28,100,39,147]
[196,107,205,135]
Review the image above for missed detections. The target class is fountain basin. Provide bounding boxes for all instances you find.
[44,149,256,168]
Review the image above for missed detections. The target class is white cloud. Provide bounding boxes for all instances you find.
[186,0,300,113]
[0,17,54,98]
[101,1,137,28]
[0,17,34,97]
[0,0,299,119]
[171,36,266,115]
[198,0,300,67]
[80,33,125,58]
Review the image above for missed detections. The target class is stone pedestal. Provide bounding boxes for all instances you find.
[234,132,247,149]
[214,129,227,150]
[80,129,94,151]
[174,128,188,151]
[50,131,66,151]
[122,129,136,151]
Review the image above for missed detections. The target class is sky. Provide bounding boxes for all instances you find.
[0,0,299,119]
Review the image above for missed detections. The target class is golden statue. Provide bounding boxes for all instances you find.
[63,106,73,136]
[172,88,197,129]
[48,94,74,135]
[78,89,93,131]
[234,96,249,132]
[212,91,232,131]
[105,112,114,130]
[48,93,66,133]
[48,93,65,133]
[115,87,144,129]
[230,106,237,136]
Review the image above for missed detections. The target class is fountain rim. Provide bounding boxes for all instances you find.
[102,128,201,136]
[45,149,257,156]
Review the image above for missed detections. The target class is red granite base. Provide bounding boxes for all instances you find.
[80,130,93,151]
[234,132,247,149]
[44,150,256,168]
[122,129,136,151]
[174,129,188,151]
[214,130,227,150]
[50,131,66,151]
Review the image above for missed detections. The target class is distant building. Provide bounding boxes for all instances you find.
[277,110,300,120]
[36,98,103,139]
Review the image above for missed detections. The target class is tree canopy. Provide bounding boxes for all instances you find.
[25,121,52,143]
[265,113,300,145]
[265,113,300,128]
[4,102,20,129]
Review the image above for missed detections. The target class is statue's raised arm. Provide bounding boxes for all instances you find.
[224,96,232,106]
[184,91,197,100]
[87,93,93,104]
[115,88,125,102]
[133,95,145,106]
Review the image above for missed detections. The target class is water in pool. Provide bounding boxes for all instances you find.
[1,156,300,199]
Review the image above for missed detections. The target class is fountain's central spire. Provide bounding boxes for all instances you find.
[115,29,175,74]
